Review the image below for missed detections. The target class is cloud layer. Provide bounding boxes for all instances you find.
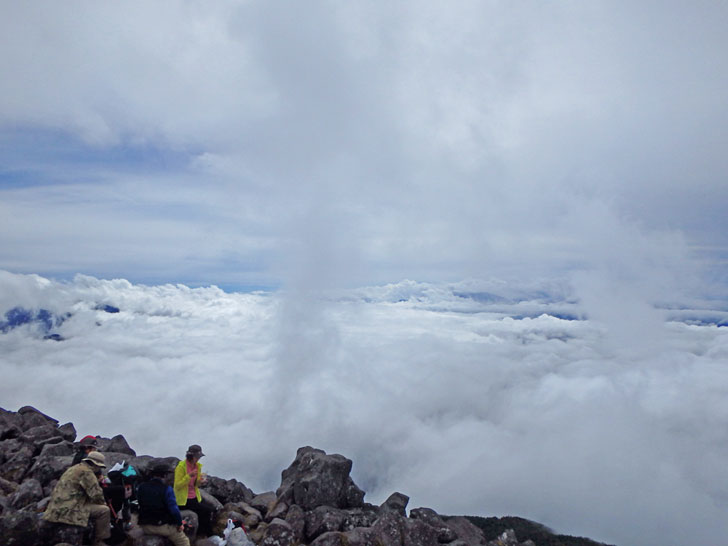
[1,2,727,289]
[2,271,728,546]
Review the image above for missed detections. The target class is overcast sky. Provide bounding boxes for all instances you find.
[1,2,728,546]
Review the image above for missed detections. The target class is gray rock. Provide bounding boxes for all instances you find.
[57,422,77,443]
[380,491,409,516]
[342,526,379,546]
[445,516,487,545]
[276,446,365,511]
[305,506,346,540]
[200,488,224,512]
[310,531,346,546]
[410,507,456,542]
[9,478,43,509]
[25,455,74,486]
[265,499,288,522]
[20,425,64,453]
[342,505,379,530]
[0,444,34,483]
[203,475,254,505]
[284,503,305,541]
[250,491,277,515]
[39,440,75,458]
[403,517,439,546]
[372,511,405,546]
[108,434,136,456]
[181,508,199,541]
[0,409,23,441]
[0,476,18,495]
[18,406,59,430]
[260,517,295,546]
[0,508,43,546]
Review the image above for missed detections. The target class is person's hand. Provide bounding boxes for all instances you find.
[179,524,185,532]
[188,469,197,479]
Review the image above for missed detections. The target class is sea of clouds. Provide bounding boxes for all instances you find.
[1,270,728,546]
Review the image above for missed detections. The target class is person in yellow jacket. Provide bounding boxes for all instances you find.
[174,444,214,537]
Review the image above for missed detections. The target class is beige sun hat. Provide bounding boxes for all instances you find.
[82,451,107,468]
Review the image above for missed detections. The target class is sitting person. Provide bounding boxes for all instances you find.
[71,435,99,466]
[137,463,190,546]
[43,451,111,546]
[174,444,215,537]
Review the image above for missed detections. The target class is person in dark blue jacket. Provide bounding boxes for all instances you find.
[137,463,190,546]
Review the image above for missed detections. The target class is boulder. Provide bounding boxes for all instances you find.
[445,516,487,545]
[9,478,43,509]
[265,499,288,522]
[305,506,346,540]
[371,511,405,546]
[18,406,59,430]
[107,434,136,456]
[0,409,23,440]
[0,476,18,495]
[276,447,365,511]
[250,491,277,515]
[0,508,43,546]
[310,531,346,546]
[181,508,199,541]
[58,422,77,442]
[284,503,305,541]
[260,517,295,546]
[0,444,34,483]
[203,475,254,504]
[25,455,74,486]
[403,517,439,546]
[410,507,457,543]
[341,505,379,530]
[342,526,379,546]
[200,488,224,512]
[380,491,409,516]
[39,440,75,458]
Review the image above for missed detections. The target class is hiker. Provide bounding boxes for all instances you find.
[137,463,190,546]
[71,435,99,466]
[43,451,112,546]
[174,444,215,537]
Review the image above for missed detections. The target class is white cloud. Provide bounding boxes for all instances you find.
[2,271,728,545]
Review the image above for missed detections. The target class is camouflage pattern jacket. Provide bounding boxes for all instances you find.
[42,462,106,527]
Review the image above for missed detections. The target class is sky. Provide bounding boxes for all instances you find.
[1,2,728,545]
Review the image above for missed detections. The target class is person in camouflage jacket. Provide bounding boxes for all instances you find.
[43,451,111,545]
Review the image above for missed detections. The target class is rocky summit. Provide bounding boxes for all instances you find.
[0,406,612,546]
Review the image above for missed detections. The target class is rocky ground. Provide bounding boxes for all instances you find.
[0,406,612,546]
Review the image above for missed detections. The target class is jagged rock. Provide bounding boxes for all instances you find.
[410,507,457,542]
[200,488,224,512]
[276,447,365,511]
[342,505,379,530]
[372,511,405,546]
[265,499,288,522]
[260,517,295,546]
[342,526,379,546]
[0,410,23,440]
[380,491,409,516]
[0,444,34,483]
[0,508,43,546]
[20,424,64,451]
[0,476,18,495]
[445,516,486,545]
[305,505,346,540]
[309,531,345,546]
[58,422,77,442]
[18,406,59,430]
[284,503,305,540]
[25,455,74,486]
[403,517,439,546]
[8,478,43,509]
[204,475,254,504]
[40,440,75,457]
[105,434,136,456]
[0,438,23,465]
[250,491,277,515]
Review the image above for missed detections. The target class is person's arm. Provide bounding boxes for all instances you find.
[165,486,183,526]
[79,467,106,505]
